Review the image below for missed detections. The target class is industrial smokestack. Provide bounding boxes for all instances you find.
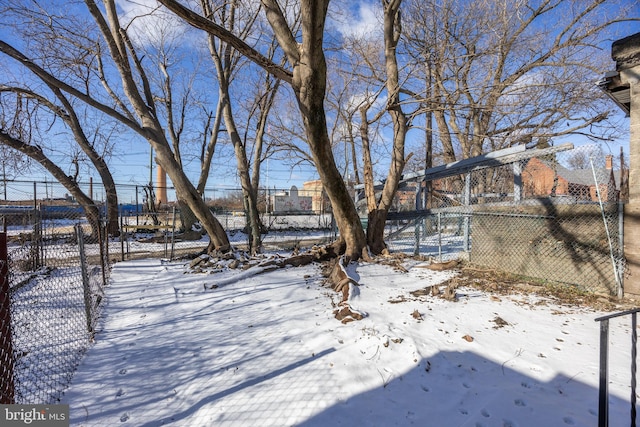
[156,164,167,205]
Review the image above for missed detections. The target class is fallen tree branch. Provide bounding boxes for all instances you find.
[200,244,368,323]
[328,256,367,323]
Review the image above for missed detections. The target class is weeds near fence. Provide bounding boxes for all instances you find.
[382,144,626,295]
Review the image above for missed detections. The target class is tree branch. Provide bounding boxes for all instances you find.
[157,0,293,83]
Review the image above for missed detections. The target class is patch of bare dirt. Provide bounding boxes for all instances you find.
[451,263,636,312]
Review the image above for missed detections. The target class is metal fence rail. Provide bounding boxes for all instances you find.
[594,308,640,427]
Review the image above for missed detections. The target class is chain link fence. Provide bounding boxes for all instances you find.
[0,181,110,404]
[1,235,14,404]
[0,180,334,404]
[384,144,626,295]
[0,144,628,404]
[114,182,335,260]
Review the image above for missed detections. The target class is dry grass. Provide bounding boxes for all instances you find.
[454,263,634,312]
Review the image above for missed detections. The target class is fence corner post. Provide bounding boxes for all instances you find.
[0,232,15,404]
[598,318,610,427]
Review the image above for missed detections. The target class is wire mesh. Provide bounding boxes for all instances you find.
[0,181,109,404]
[1,246,14,405]
[385,144,626,295]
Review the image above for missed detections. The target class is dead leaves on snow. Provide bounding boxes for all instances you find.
[408,277,460,302]
[491,316,510,329]
[188,245,338,275]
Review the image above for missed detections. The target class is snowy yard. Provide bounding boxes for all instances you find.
[61,256,636,426]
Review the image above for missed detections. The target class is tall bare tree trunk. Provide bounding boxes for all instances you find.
[158,0,368,260]
[293,41,366,259]
[200,0,264,254]
[52,88,121,236]
[88,0,231,252]
[99,167,120,236]
[150,138,230,251]
[363,0,408,255]
[220,94,263,254]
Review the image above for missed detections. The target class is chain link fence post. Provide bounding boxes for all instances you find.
[76,224,93,336]
[590,157,624,298]
[0,232,15,404]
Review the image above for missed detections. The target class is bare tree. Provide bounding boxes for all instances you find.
[566,151,591,170]
[0,144,29,185]
[0,1,232,252]
[329,1,412,254]
[0,95,102,239]
[200,0,265,254]
[324,65,367,186]
[240,49,284,223]
[159,0,367,260]
[360,0,409,255]
[264,89,315,171]
[0,6,122,235]
[402,0,637,164]
[137,16,207,235]
[246,68,282,200]
[0,84,120,238]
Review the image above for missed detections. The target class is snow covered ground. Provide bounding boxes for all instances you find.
[61,255,638,426]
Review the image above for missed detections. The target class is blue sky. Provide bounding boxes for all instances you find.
[0,0,636,205]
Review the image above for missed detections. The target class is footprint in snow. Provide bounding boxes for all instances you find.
[502,419,517,427]
[119,368,127,375]
[116,388,125,397]
[514,399,526,407]
[120,413,130,422]
[563,416,576,425]
[481,408,490,418]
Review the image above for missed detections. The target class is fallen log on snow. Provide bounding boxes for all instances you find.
[328,256,367,324]
[198,244,368,324]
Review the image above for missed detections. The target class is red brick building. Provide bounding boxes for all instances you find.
[522,155,623,202]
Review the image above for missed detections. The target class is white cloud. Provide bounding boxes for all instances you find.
[332,1,382,41]
[115,0,193,48]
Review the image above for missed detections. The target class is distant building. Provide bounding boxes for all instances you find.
[300,180,330,213]
[271,186,313,213]
[522,155,623,202]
